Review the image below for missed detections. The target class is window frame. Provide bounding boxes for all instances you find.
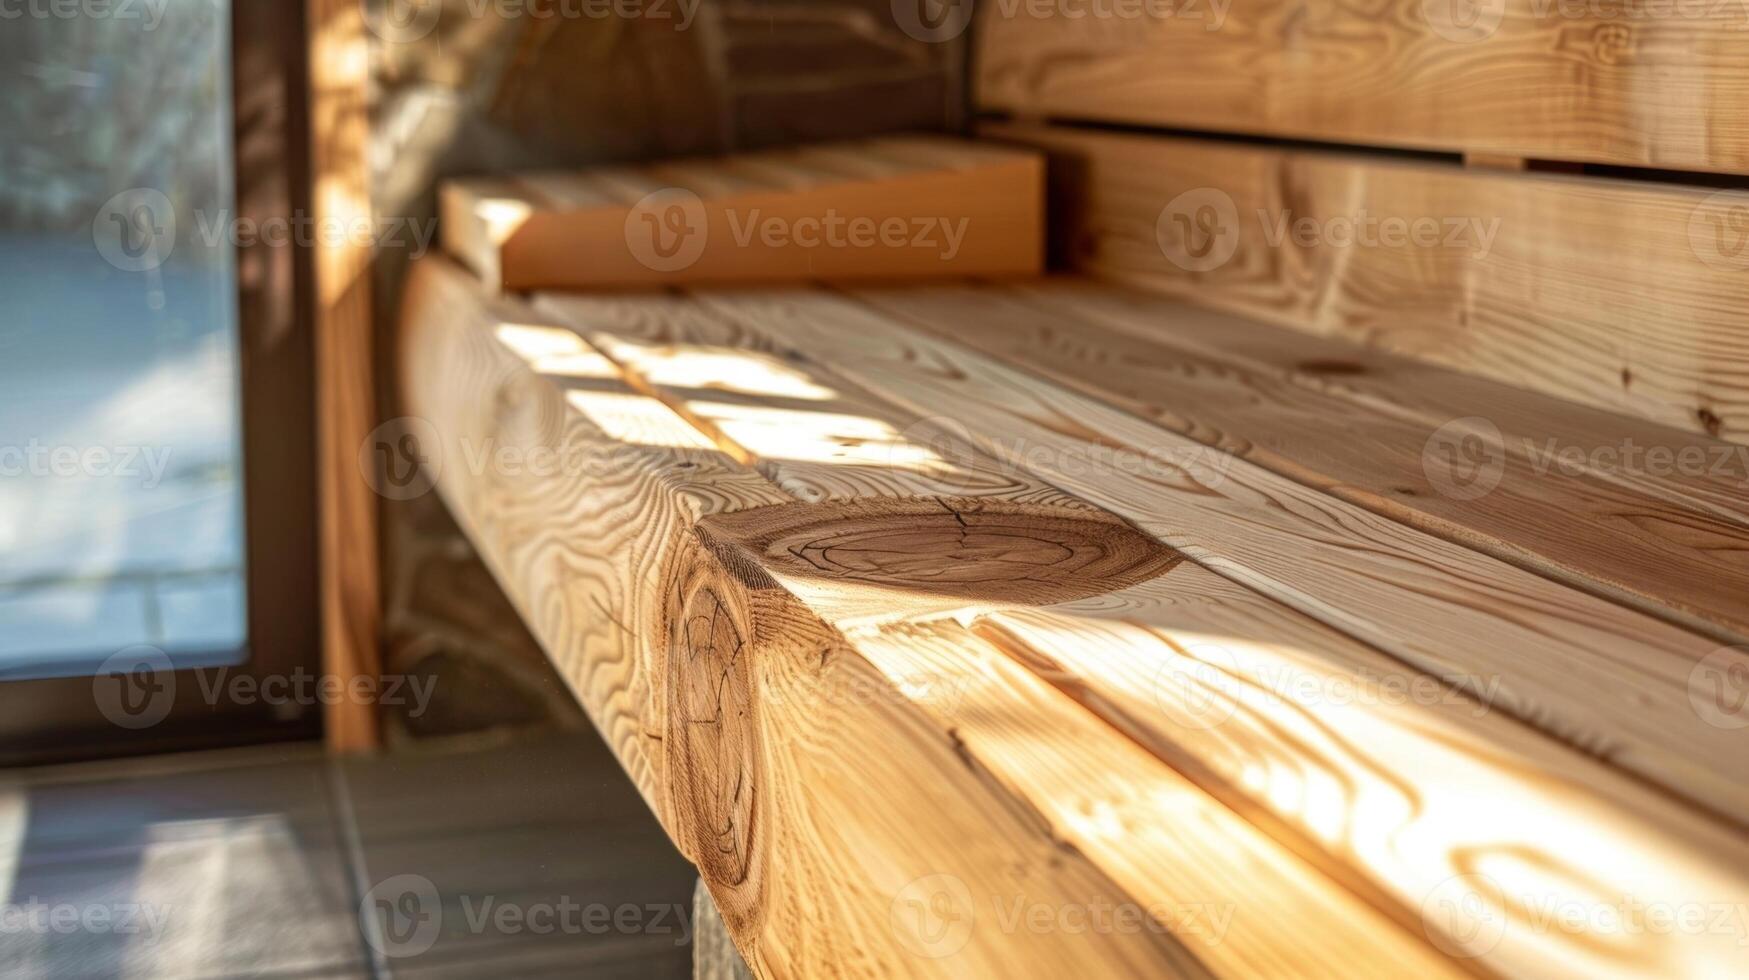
[0,1,323,766]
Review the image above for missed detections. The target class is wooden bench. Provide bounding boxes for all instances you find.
[394,14,1749,975]
[400,247,1749,976]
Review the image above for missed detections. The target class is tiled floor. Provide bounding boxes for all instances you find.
[0,730,697,979]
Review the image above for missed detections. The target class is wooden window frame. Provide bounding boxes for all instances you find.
[0,2,323,766]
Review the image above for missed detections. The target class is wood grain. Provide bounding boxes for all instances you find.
[533,298,1474,979]
[848,281,1749,643]
[406,256,1470,976]
[982,121,1749,444]
[309,0,381,752]
[976,0,1749,174]
[534,290,1092,513]
[687,288,1749,822]
[439,136,1043,292]
[981,280,1749,529]
[966,566,1749,979]
[544,279,1749,975]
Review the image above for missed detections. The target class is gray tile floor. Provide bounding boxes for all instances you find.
[0,731,697,979]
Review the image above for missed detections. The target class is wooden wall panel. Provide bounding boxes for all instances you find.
[982,121,1749,444]
[976,0,1749,174]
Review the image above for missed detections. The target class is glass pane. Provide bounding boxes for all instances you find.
[0,1,247,680]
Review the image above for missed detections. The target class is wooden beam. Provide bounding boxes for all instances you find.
[981,120,1749,444]
[309,0,380,752]
[540,282,1749,978]
[406,256,1475,976]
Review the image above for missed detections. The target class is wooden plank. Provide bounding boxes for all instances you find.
[568,282,1749,975]
[983,279,1749,530]
[438,136,1043,292]
[408,256,1465,977]
[685,288,1749,822]
[309,0,381,752]
[848,281,1749,644]
[982,120,1749,444]
[966,567,1749,979]
[847,620,1467,978]
[975,0,1749,174]
[534,290,1471,978]
[535,291,1091,514]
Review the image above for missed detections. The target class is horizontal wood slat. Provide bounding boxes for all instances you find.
[981,121,1749,444]
[849,281,1749,643]
[976,0,1749,174]
[686,288,1749,821]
